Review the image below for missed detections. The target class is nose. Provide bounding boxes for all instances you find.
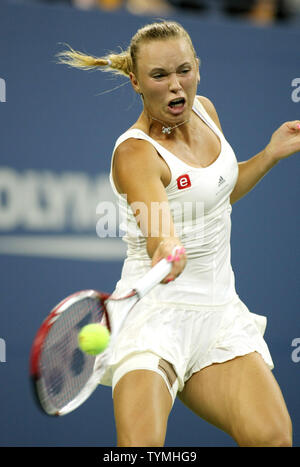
[168,72,182,92]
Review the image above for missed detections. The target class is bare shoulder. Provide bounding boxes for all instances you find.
[113,137,161,173]
[112,137,163,194]
[197,95,223,132]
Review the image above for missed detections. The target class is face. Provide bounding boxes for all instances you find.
[130,37,200,124]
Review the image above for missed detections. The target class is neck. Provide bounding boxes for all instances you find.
[150,115,190,135]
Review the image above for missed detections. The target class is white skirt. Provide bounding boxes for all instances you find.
[99,272,274,393]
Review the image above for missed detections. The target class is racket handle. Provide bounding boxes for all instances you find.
[134,259,172,298]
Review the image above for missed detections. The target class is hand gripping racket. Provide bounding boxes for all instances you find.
[30,259,171,416]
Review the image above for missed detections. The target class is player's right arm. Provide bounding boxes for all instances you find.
[112,138,186,282]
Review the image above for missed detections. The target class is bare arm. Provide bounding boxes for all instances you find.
[199,97,300,205]
[112,138,186,282]
[230,121,300,204]
[229,150,278,205]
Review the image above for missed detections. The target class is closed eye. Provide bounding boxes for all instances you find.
[151,65,191,79]
[152,73,166,79]
[179,68,191,74]
[153,70,189,79]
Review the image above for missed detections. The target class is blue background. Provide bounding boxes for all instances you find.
[0,1,299,446]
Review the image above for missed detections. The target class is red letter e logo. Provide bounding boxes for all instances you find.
[177,174,191,190]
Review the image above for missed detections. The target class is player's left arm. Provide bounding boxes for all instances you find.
[199,97,300,205]
[230,120,300,204]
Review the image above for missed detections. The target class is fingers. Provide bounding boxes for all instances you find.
[150,238,187,284]
[166,246,186,263]
[162,245,186,284]
[286,120,300,131]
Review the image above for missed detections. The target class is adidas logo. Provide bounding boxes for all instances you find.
[218,176,225,187]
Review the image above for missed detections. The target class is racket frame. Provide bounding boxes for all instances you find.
[30,289,109,416]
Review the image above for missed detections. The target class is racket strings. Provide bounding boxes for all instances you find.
[39,296,106,411]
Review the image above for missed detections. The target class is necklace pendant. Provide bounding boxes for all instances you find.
[162,126,172,135]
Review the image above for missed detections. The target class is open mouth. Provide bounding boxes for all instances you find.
[168,97,186,109]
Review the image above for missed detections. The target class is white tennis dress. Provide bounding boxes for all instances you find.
[99,97,273,398]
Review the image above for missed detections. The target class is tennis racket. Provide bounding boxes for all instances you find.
[30,258,171,416]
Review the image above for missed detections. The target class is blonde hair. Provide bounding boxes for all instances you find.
[56,21,197,77]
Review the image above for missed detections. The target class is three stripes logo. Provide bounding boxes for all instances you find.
[218,176,225,187]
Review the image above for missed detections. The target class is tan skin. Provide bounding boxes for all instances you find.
[112,37,299,447]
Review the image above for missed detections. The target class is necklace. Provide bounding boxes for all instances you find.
[151,116,189,135]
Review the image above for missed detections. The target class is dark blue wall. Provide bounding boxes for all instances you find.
[0,1,299,447]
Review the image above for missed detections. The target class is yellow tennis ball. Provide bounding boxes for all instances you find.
[78,323,110,356]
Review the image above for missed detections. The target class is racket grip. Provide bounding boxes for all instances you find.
[134,259,172,298]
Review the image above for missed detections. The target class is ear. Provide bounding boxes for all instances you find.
[129,72,141,94]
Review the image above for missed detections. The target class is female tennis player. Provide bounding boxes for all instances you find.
[57,21,300,447]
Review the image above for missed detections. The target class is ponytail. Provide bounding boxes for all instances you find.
[56,44,133,77]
